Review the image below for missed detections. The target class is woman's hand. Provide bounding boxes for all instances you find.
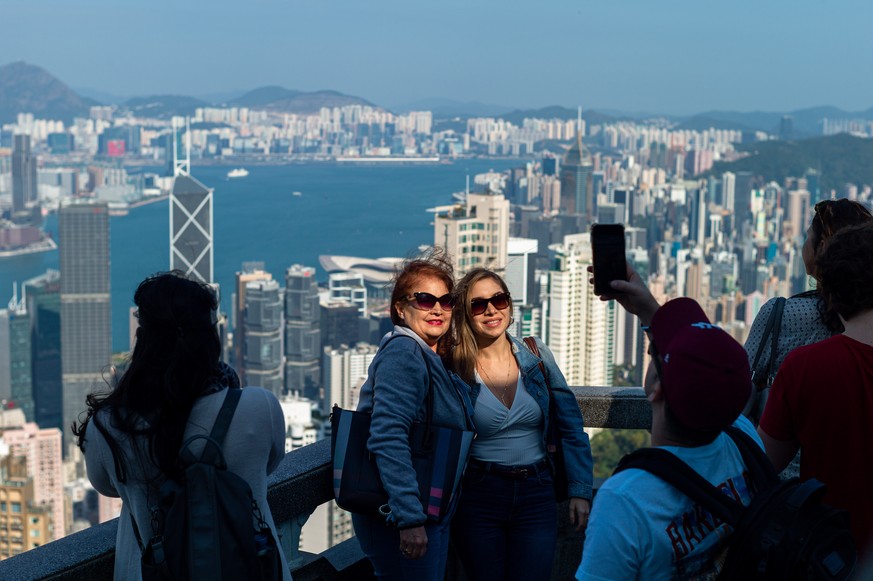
[399,526,428,559]
[569,497,591,531]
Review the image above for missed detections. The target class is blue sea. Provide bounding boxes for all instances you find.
[0,159,519,351]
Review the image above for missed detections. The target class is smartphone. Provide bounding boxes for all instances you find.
[591,223,627,295]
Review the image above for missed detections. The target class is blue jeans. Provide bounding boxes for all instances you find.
[352,512,453,581]
[452,462,557,581]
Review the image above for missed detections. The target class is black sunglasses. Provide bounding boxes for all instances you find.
[406,292,455,311]
[470,292,511,316]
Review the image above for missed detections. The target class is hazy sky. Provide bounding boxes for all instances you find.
[4,0,872,115]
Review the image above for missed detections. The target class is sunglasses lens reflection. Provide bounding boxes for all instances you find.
[411,293,454,310]
[470,293,510,315]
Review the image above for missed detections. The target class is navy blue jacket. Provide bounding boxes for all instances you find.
[356,326,474,528]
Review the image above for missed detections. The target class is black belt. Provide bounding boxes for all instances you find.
[468,458,548,480]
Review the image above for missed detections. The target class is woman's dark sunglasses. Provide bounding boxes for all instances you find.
[406,292,456,311]
[470,292,511,316]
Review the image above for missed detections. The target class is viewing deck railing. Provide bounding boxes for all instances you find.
[0,386,650,581]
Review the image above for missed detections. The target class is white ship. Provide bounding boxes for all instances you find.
[227,168,249,178]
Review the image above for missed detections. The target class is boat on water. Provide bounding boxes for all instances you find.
[227,168,249,178]
[292,191,302,197]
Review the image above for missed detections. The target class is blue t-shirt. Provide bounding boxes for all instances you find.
[576,416,762,581]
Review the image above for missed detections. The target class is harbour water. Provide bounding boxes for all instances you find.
[0,159,519,351]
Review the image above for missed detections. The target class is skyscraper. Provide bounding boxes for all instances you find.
[59,201,111,452]
[11,135,38,216]
[25,271,62,432]
[433,191,510,276]
[242,279,284,396]
[284,266,321,399]
[560,114,594,220]
[545,233,616,387]
[170,174,213,284]
[232,263,273,378]
[0,291,34,421]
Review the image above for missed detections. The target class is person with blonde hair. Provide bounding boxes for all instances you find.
[449,267,593,581]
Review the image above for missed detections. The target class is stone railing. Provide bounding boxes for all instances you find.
[0,387,649,581]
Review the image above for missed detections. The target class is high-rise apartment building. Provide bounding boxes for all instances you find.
[1,421,64,540]
[59,201,111,453]
[232,263,273,378]
[24,271,62,432]
[433,191,510,276]
[545,233,616,387]
[786,189,811,243]
[322,343,377,414]
[284,266,320,399]
[170,174,213,284]
[0,453,53,559]
[11,135,38,215]
[242,279,284,396]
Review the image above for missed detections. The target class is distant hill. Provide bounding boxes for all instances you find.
[0,61,97,123]
[676,115,759,133]
[501,106,617,126]
[122,95,210,119]
[392,98,514,119]
[679,107,873,136]
[229,87,375,114]
[228,86,302,108]
[707,133,873,193]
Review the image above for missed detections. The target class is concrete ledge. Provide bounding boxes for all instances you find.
[267,438,332,523]
[0,519,117,581]
[574,386,651,430]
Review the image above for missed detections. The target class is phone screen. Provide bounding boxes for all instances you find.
[591,224,627,295]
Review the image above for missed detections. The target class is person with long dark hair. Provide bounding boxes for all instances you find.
[744,199,873,423]
[351,249,473,580]
[73,271,290,580]
[759,222,873,557]
[448,268,593,581]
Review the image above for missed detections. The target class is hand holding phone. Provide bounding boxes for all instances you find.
[591,223,627,295]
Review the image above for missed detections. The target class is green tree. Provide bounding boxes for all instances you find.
[591,429,651,479]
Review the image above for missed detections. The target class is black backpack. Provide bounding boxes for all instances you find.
[614,427,856,580]
[131,388,284,581]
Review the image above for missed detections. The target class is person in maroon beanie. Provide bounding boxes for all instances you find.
[576,267,760,580]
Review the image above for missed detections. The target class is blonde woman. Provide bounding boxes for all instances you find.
[449,268,593,581]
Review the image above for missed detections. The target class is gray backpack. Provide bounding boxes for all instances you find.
[132,388,283,581]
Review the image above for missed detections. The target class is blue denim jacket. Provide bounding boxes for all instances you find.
[465,335,594,501]
[356,326,474,528]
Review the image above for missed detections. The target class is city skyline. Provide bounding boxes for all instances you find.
[2,1,872,115]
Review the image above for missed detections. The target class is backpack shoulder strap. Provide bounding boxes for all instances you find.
[724,426,779,490]
[191,387,242,466]
[751,297,786,389]
[614,447,744,525]
[209,387,242,446]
